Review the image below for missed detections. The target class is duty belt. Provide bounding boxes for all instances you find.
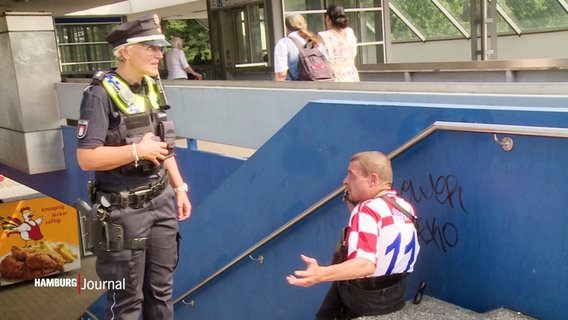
[96,174,168,209]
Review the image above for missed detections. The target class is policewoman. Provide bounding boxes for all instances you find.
[76,14,191,319]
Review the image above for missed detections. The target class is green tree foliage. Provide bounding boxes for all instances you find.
[499,0,568,29]
[162,19,212,65]
[390,0,568,41]
[391,0,463,40]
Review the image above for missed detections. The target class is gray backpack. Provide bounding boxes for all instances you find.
[289,37,335,81]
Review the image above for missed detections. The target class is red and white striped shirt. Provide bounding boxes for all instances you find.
[346,190,420,277]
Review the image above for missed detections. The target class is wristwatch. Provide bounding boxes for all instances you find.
[173,183,189,192]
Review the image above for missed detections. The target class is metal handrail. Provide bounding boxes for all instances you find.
[175,121,568,305]
[390,121,568,158]
[173,185,344,304]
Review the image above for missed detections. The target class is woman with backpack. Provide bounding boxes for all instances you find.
[274,14,326,81]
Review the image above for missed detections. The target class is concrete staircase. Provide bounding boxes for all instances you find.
[359,296,536,320]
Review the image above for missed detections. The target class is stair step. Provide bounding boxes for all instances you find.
[357,296,535,320]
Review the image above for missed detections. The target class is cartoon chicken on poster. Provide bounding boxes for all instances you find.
[1,207,44,246]
[0,201,79,283]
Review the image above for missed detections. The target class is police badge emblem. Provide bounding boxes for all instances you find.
[153,14,163,34]
[77,119,89,139]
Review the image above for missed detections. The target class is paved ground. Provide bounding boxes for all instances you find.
[357,295,536,320]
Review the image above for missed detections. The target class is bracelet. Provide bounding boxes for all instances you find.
[132,143,139,167]
[174,183,189,192]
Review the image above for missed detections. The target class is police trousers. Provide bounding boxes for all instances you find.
[93,185,179,320]
[315,274,407,320]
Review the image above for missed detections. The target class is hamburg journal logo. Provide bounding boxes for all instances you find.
[34,274,125,293]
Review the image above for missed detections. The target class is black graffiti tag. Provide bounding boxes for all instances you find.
[399,174,465,252]
[400,174,466,213]
[418,217,458,253]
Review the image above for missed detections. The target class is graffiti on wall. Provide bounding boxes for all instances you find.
[399,174,467,252]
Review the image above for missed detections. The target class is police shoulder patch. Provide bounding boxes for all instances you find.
[77,119,89,139]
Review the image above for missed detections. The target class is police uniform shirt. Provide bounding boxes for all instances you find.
[78,77,160,189]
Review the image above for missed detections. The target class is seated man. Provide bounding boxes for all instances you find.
[287,151,420,319]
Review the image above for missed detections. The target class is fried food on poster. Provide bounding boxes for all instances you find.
[0,241,78,281]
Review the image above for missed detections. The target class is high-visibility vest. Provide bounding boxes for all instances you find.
[98,73,161,115]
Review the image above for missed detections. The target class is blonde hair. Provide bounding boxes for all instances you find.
[113,44,130,61]
[351,151,393,186]
[170,36,183,48]
[285,14,319,46]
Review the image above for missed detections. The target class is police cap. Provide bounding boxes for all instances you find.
[106,14,170,48]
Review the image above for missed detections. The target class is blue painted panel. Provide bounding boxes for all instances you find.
[395,131,568,319]
[5,101,567,319]
[172,101,568,320]
[174,147,245,208]
[174,197,346,319]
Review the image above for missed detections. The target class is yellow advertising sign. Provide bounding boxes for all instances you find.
[0,197,80,286]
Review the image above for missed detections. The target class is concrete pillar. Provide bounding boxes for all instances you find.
[0,12,65,174]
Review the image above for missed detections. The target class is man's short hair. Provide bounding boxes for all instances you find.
[351,151,393,185]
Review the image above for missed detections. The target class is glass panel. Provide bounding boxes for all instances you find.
[496,12,516,34]
[353,10,382,64]
[285,0,382,11]
[390,0,464,39]
[58,43,113,63]
[284,0,306,11]
[306,13,325,33]
[260,7,268,62]
[359,44,382,64]
[232,4,269,64]
[331,0,359,9]
[283,0,326,35]
[359,0,383,9]
[284,0,325,11]
[437,0,470,29]
[234,10,249,63]
[359,10,378,43]
[61,62,114,74]
[345,11,360,37]
[55,22,119,75]
[249,5,268,62]
[497,0,568,31]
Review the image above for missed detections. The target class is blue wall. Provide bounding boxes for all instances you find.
[394,129,568,317]
[3,100,567,319]
[172,101,568,320]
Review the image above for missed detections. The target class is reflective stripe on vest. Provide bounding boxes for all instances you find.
[100,74,161,115]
